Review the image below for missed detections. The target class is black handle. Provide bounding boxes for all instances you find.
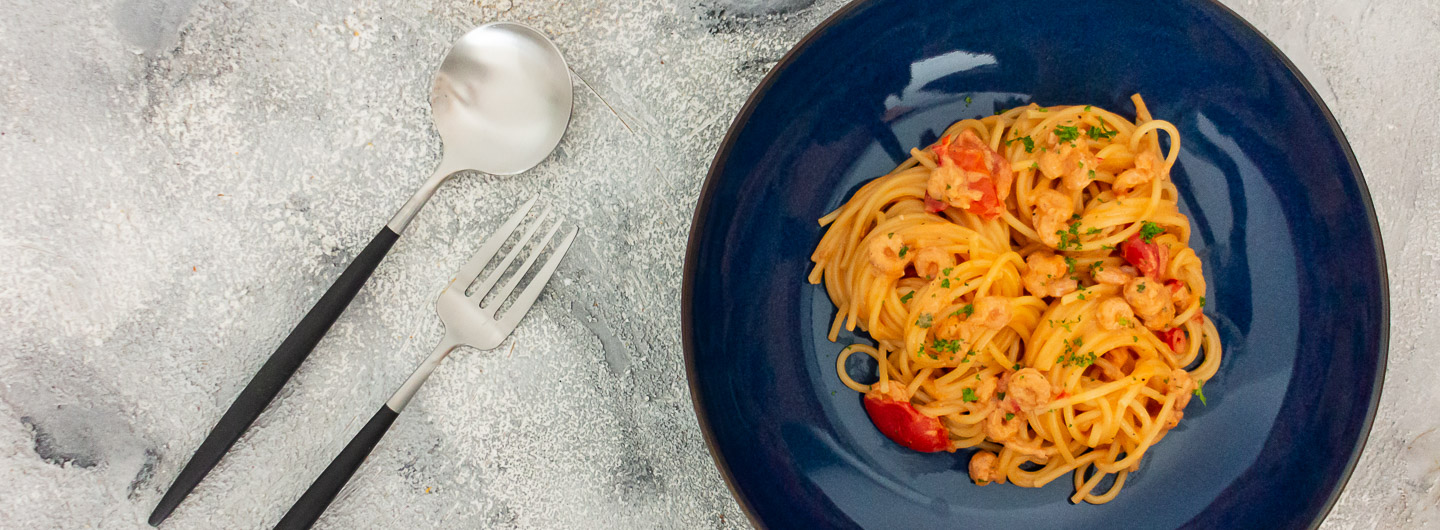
[274,405,401,530]
[149,226,401,527]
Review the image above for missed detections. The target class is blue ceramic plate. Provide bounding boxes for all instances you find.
[682,0,1387,528]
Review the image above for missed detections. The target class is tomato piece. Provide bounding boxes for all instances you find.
[950,149,989,173]
[863,387,949,453]
[1160,328,1188,353]
[1164,279,1184,294]
[1120,232,1169,279]
[931,131,1008,220]
[923,192,949,213]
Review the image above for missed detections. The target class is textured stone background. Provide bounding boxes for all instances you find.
[0,0,1435,528]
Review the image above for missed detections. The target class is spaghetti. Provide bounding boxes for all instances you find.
[809,95,1221,504]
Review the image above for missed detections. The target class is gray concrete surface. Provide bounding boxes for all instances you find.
[0,0,1435,528]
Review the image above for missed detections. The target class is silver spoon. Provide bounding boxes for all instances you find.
[148,22,571,527]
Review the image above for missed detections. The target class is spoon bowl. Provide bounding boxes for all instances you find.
[387,21,572,232]
[431,22,573,176]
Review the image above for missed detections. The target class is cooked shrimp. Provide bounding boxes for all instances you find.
[868,234,910,277]
[1061,149,1099,191]
[1094,265,1134,286]
[1123,277,1174,330]
[934,297,1008,345]
[975,376,999,403]
[1113,151,1160,196]
[1031,188,1075,248]
[1004,368,1053,412]
[1022,252,1079,298]
[933,315,965,341]
[985,407,1023,442]
[927,164,982,208]
[972,296,1013,330]
[914,247,955,280]
[969,450,1000,484]
[1096,297,1136,331]
[1037,141,1099,192]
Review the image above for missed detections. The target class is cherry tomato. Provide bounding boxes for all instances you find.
[1120,232,1169,279]
[863,388,949,453]
[1160,328,1188,353]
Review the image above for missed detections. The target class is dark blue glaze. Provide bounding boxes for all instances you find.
[681,0,1388,529]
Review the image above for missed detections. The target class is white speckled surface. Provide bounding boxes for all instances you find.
[0,0,1434,528]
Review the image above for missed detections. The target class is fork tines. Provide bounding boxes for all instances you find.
[454,197,577,324]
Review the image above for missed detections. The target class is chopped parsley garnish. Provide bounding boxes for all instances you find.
[932,338,964,354]
[1086,119,1118,140]
[1059,337,1096,367]
[898,244,910,258]
[887,232,894,238]
[1091,261,1104,272]
[1199,296,1208,307]
[916,313,934,328]
[1005,413,1016,421]
[1013,363,1022,370]
[900,291,915,303]
[1139,221,1164,243]
[941,279,951,288]
[1137,282,1147,292]
[1064,256,1077,274]
[1007,135,1036,153]
[965,95,973,106]
[1084,105,1092,112]
[1054,125,1081,143]
[1037,107,1049,112]
[942,267,954,276]
[998,392,1006,400]
[1087,169,1096,180]
[1085,227,1102,235]
[1118,317,1132,328]
[961,303,975,317]
[1194,379,1208,405]
[1056,220,1085,250]
[962,388,979,402]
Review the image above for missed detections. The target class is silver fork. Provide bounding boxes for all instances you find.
[274,197,577,530]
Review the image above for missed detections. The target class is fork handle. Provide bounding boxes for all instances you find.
[149,226,399,526]
[274,404,400,530]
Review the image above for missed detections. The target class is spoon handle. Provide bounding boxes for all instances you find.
[148,225,400,526]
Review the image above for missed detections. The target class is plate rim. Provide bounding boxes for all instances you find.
[679,0,1390,527]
